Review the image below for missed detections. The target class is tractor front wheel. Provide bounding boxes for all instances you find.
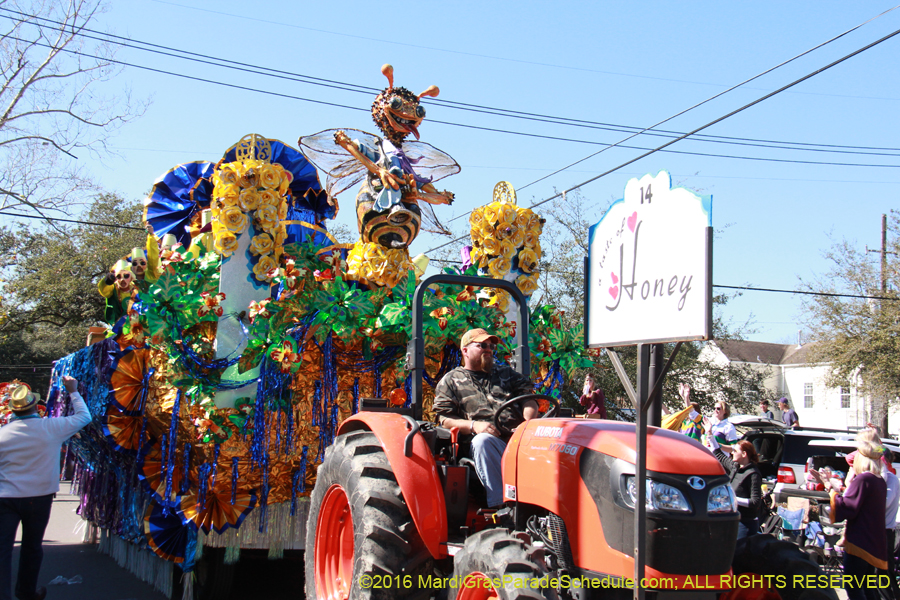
[304,430,433,600]
[451,529,559,600]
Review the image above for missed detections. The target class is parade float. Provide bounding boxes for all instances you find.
[36,65,594,599]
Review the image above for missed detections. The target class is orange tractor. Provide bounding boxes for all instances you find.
[304,275,834,600]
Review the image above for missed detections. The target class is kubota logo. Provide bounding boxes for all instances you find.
[687,476,706,490]
[533,426,563,438]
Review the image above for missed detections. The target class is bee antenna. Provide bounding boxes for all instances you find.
[418,85,440,99]
[381,64,394,89]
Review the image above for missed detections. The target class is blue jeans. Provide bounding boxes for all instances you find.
[843,551,878,600]
[0,495,54,600]
[737,518,759,540]
[471,433,507,507]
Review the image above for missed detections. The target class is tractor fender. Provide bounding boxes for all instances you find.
[338,413,448,559]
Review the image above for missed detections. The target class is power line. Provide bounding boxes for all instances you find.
[17,36,889,175]
[715,285,899,301]
[0,211,145,230]
[428,258,899,301]
[2,7,900,163]
[514,3,900,195]
[427,24,900,253]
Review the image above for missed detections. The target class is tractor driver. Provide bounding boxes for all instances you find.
[433,328,537,507]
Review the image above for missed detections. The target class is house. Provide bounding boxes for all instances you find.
[698,339,879,433]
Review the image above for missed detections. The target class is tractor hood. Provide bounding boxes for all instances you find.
[516,418,725,476]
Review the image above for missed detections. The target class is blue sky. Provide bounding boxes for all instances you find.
[47,1,900,344]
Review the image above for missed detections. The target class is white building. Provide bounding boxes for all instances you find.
[699,339,883,433]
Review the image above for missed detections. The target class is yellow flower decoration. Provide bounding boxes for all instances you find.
[470,210,485,229]
[215,183,241,199]
[524,230,539,248]
[238,160,261,190]
[273,224,288,247]
[252,255,278,282]
[488,257,511,278]
[255,204,279,231]
[249,233,274,256]
[259,164,282,189]
[517,248,538,273]
[214,231,239,257]
[239,189,261,211]
[218,205,248,234]
[499,239,516,259]
[482,201,501,226]
[470,247,483,266]
[482,238,500,256]
[531,242,542,259]
[515,207,532,228]
[516,273,539,295]
[214,165,239,188]
[487,289,510,313]
[498,203,517,227]
[527,214,544,234]
[511,228,525,247]
[259,189,280,207]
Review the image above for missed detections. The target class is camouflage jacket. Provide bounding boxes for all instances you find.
[433,365,533,435]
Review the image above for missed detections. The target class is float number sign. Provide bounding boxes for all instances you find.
[586,170,712,347]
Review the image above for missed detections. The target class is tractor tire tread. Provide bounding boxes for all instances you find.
[305,431,433,600]
[452,528,559,600]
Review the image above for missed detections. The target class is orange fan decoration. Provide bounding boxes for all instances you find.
[177,488,257,535]
[109,348,152,414]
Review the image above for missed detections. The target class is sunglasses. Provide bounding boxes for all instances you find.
[115,273,132,280]
[468,342,496,350]
[133,259,147,267]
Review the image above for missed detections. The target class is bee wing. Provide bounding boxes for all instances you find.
[418,202,453,237]
[399,141,461,184]
[298,129,381,198]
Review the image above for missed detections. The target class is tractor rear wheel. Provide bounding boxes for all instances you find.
[727,534,838,600]
[304,430,433,600]
[451,528,559,600]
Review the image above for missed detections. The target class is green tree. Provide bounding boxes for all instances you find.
[800,211,900,434]
[0,193,144,391]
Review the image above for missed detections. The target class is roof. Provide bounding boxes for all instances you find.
[711,339,818,366]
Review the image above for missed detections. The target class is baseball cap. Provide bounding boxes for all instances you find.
[9,383,38,412]
[461,328,500,348]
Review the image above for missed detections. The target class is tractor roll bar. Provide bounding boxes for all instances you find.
[408,274,530,421]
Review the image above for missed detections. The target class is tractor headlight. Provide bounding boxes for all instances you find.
[707,483,738,514]
[625,476,691,512]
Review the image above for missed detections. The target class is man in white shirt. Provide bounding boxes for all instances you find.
[0,376,91,600]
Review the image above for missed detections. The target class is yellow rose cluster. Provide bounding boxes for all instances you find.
[210,159,292,282]
[469,200,543,295]
[346,241,417,289]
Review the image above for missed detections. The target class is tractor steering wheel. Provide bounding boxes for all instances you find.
[492,394,561,437]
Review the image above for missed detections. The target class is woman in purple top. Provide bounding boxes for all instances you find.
[579,375,607,419]
[813,430,887,600]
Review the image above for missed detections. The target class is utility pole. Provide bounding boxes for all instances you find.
[866,214,893,435]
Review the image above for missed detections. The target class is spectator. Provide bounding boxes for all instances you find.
[707,400,738,446]
[812,430,887,600]
[579,374,607,419]
[0,376,91,600]
[709,438,762,539]
[759,399,774,420]
[779,398,799,428]
[878,449,900,600]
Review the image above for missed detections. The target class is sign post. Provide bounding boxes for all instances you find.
[584,170,712,600]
